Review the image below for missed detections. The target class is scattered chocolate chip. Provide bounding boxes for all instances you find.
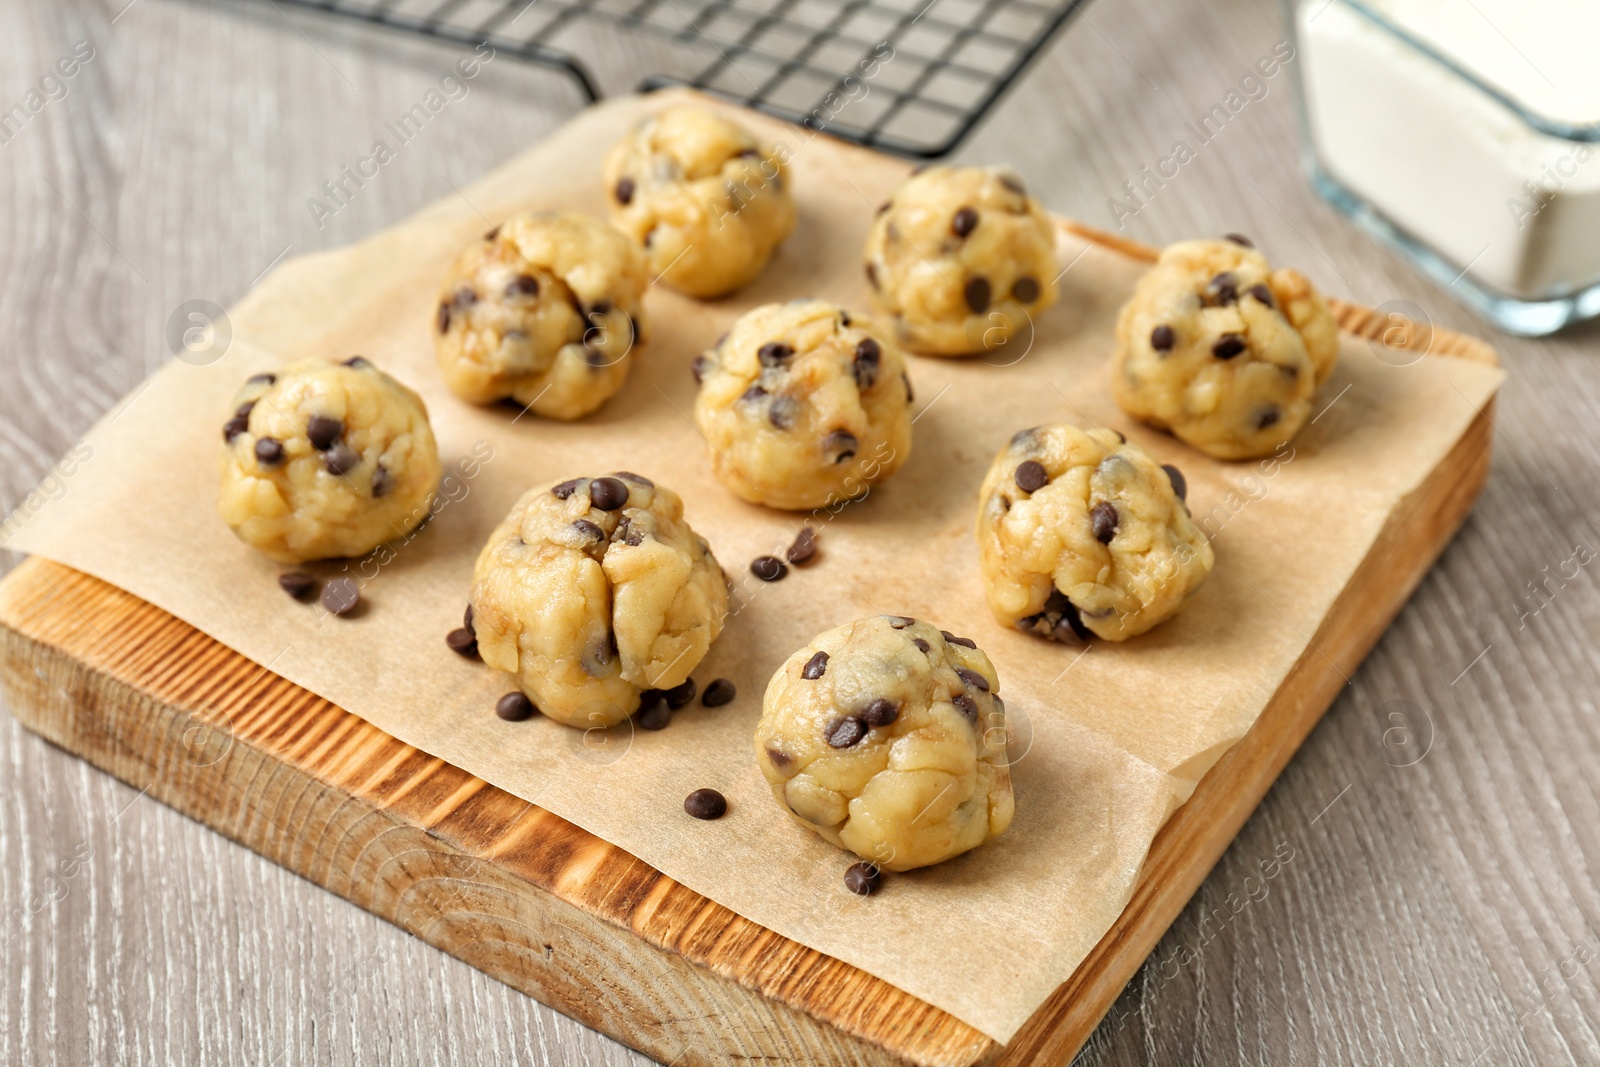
[752,555,788,582]
[223,413,250,442]
[740,384,768,404]
[942,631,977,649]
[802,650,830,680]
[323,443,359,476]
[684,788,727,820]
[860,698,898,727]
[321,577,360,616]
[853,338,881,389]
[692,355,712,383]
[589,477,629,511]
[955,667,990,692]
[636,692,671,730]
[1151,324,1176,351]
[1247,282,1275,308]
[446,627,478,658]
[768,396,799,430]
[1090,501,1119,544]
[1162,464,1187,501]
[307,416,343,451]
[786,526,818,564]
[1014,459,1048,493]
[758,341,794,367]
[371,465,392,498]
[825,717,866,748]
[246,372,277,386]
[902,372,914,404]
[999,173,1026,195]
[496,691,537,721]
[952,692,980,723]
[886,616,914,629]
[964,276,991,314]
[952,206,979,238]
[1257,406,1282,430]
[702,678,737,706]
[823,429,858,464]
[839,311,851,327]
[1212,333,1247,359]
[437,303,451,333]
[278,572,316,600]
[615,177,635,205]
[254,437,284,466]
[664,678,697,709]
[571,518,605,541]
[484,224,501,241]
[765,745,793,768]
[506,273,540,298]
[1203,272,1239,307]
[1012,276,1040,303]
[913,637,930,652]
[844,861,881,896]
[1224,233,1254,247]
[614,470,654,488]
[552,477,584,500]
[1056,598,1093,642]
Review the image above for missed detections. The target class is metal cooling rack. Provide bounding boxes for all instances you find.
[268,0,1089,157]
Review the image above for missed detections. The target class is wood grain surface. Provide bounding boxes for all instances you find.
[1,1,1596,1066]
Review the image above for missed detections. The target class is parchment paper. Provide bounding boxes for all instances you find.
[4,92,1503,1042]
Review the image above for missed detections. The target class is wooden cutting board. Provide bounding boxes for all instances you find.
[0,203,1497,1065]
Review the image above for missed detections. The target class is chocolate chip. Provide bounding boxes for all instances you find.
[786,526,818,564]
[1056,598,1093,642]
[802,651,829,680]
[254,437,284,465]
[692,355,712,383]
[1015,460,1048,493]
[902,372,914,404]
[1203,272,1239,307]
[552,477,584,500]
[1247,283,1275,308]
[839,311,851,327]
[495,691,537,721]
[1225,233,1254,247]
[955,667,990,692]
[913,637,930,652]
[866,262,879,289]
[853,338,881,389]
[823,429,858,464]
[942,631,977,649]
[683,788,727,820]
[223,413,250,442]
[758,341,794,367]
[321,577,360,616]
[615,177,635,205]
[664,678,697,709]
[307,415,343,451]
[964,276,991,314]
[246,373,277,386]
[825,717,866,748]
[464,604,475,631]
[876,200,890,215]
[844,861,881,896]
[614,470,654,489]
[952,206,978,238]
[1091,501,1119,544]
[1151,324,1176,351]
[636,692,671,730]
[886,616,914,628]
[452,285,478,308]
[1162,464,1187,501]
[371,464,392,498]
[589,477,629,511]
[702,678,736,707]
[278,572,316,600]
[1212,333,1247,359]
[999,173,1026,196]
[323,443,359,476]
[1012,276,1040,303]
[506,273,540,298]
[484,224,501,241]
[860,698,898,727]
[1257,406,1281,430]
[765,396,798,430]
[752,556,788,582]
[741,384,768,404]
[765,745,793,769]
[446,627,478,658]
[952,692,980,724]
[571,518,605,541]
[437,303,451,333]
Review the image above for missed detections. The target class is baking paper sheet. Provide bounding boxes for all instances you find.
[4,92,1503,1042]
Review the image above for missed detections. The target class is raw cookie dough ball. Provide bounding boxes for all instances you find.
[434,212,648,420]
[1112,236,1339,460]
[470,473,728,728]
[218,358,441,563]
[753,616,1014,872]
[692,300,914,511]
[863,165,1058,356]
[976,425,1213,642]
[603,106,796,298]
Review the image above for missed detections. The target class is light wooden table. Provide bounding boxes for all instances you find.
[3,1,1598,1064]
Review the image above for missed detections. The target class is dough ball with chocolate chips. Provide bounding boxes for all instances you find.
[602,106,796,298]
[863,165,1058,357]
[753,616,1014,872]
[218,358,441,563]
[976,425,1213,642]
[692,299,913,510]
[434,212,648,420]
[1112,237,1339,460]
[470,473,729,728]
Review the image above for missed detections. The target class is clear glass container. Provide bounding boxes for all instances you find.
[1289,0,1600,335]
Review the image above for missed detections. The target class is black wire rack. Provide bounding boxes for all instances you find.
[269,0,1089,157]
